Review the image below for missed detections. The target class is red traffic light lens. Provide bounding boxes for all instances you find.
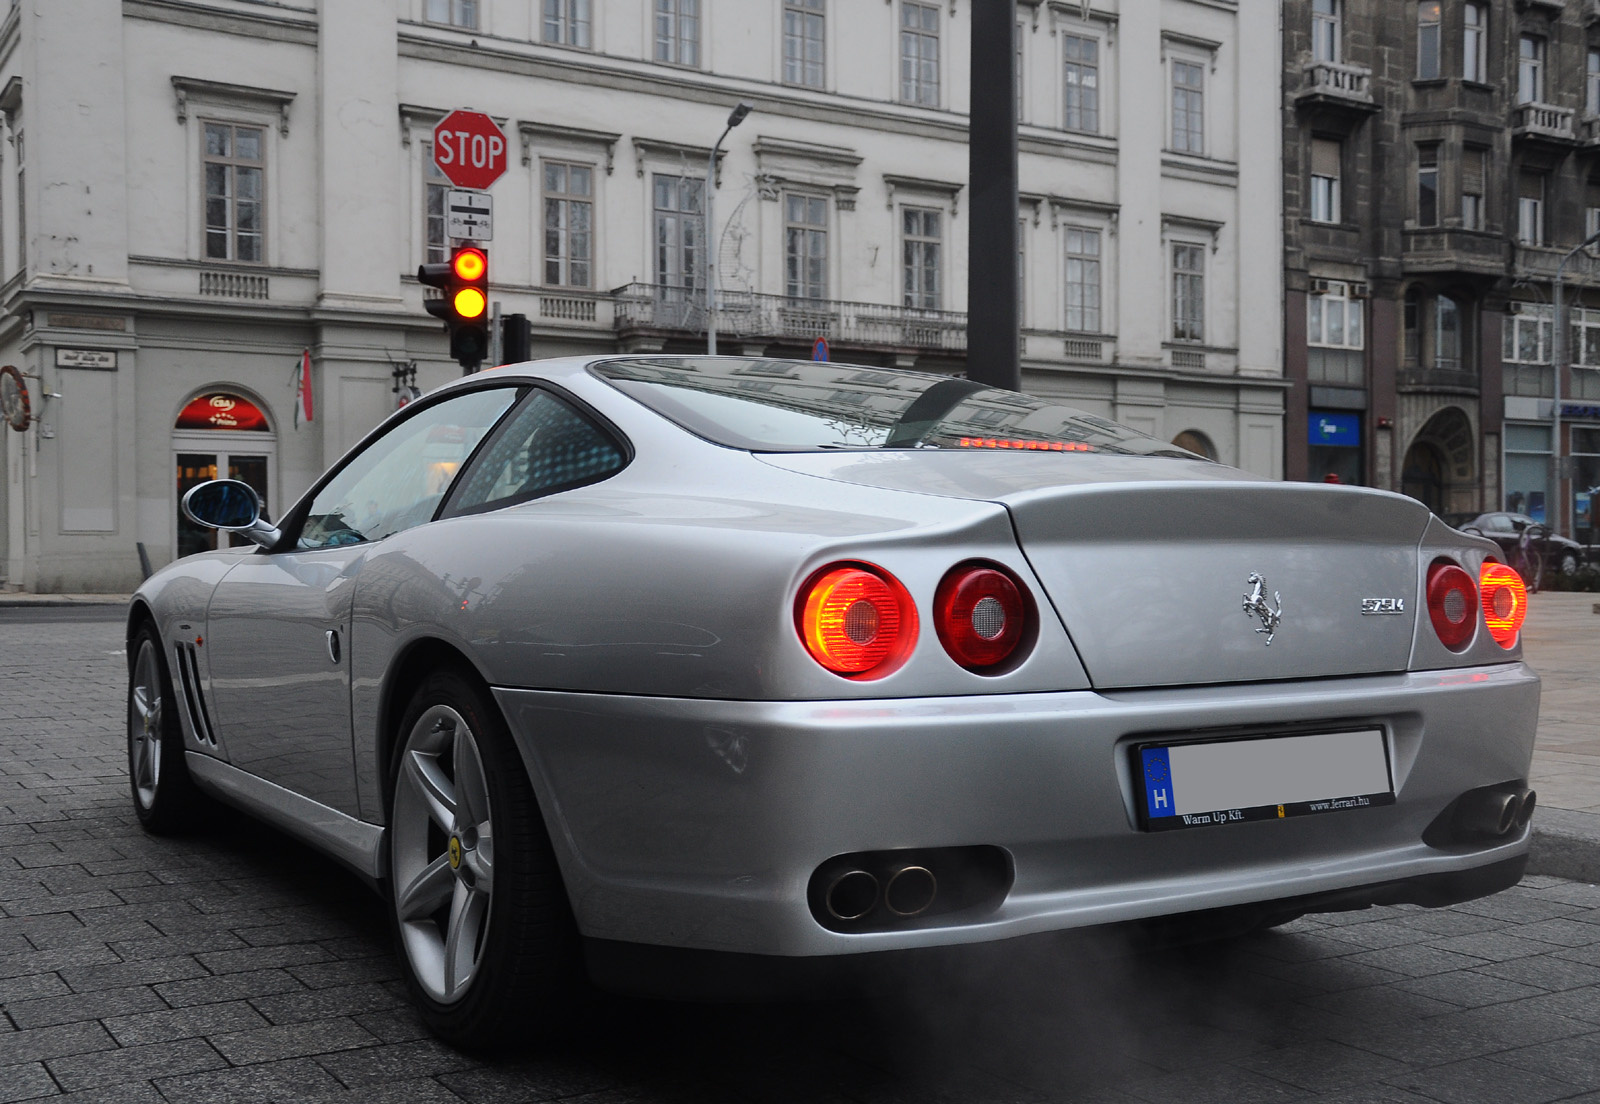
[452,249,486,281]
[453,288,487,319]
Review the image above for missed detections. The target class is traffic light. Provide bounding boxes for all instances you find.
[418,246,490,372]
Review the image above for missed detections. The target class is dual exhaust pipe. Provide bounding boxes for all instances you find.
[824,864,938,921]
[1455,785,1536,839]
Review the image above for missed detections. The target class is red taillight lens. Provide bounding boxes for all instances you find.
[1426,561,1477,651]
[934,563,1029,671]
[1479,561,1528,649]
[797,564,918,678]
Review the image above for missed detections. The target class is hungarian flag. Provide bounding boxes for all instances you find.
[293,349,314,427]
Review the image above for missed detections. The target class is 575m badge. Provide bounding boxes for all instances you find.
[1360,598,1405,615]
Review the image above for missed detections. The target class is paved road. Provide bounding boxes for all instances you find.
[3,612,1600,1103]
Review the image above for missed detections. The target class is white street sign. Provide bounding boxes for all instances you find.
[447,190,493,241]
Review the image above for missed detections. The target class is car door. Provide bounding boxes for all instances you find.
[203,386,522,815]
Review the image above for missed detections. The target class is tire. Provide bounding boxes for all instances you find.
[386,668,585,1049]
[126,623,206,833]
[1560,552,1580,576]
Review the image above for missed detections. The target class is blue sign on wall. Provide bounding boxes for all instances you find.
[1309,411,1361,447]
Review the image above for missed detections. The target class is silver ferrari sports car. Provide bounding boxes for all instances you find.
[128,355,1539,1045]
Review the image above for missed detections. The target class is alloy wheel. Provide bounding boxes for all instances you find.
[391,705,496,1005]
[129,639,164,809]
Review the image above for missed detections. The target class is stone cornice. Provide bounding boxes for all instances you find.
[125,0,318,45]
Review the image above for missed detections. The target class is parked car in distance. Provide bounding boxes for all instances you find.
[129,355,1539,1047]
[1442,511,1586,576]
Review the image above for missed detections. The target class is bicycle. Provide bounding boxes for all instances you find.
[1511,523,1548,594]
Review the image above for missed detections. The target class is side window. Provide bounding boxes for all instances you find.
[296,388,520,551]
[444,389,626,517]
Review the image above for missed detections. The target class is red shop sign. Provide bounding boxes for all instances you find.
[175,392,270,432]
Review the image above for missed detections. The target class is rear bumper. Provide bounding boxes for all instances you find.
[494,661,1539,959]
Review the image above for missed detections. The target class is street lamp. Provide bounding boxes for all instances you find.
[1551,226,1600,539]
[705,101,752,357]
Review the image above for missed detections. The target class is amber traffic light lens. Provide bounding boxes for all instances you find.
[453,288,487,319]
[452,249,486,281]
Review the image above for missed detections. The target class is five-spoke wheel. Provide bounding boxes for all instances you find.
[387,669,582,1047]
[126,623,203,832]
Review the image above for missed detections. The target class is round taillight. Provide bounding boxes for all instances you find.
[797,564,918,678]
[1479,561,1528,649]
[1426,562,1477,651]
[934,563,1029,671]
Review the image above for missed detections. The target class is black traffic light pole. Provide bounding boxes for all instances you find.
[967,0,1021,392]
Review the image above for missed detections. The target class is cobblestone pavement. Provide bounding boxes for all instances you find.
[3,609,1600,1104]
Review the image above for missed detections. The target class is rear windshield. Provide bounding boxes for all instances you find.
[590,357,1201,458]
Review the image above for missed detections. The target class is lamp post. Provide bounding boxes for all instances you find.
[705,102,752,356]
[1551,227,1600,538]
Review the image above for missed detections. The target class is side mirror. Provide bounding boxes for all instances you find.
[181,479,281,549]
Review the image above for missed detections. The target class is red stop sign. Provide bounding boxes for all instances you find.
[432,110,508,190]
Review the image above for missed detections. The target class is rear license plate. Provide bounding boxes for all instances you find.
[1135,729,1394,832]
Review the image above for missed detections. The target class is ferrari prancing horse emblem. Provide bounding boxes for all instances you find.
[1242,572,1284,646]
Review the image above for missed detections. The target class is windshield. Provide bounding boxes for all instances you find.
[591,357,1200,458]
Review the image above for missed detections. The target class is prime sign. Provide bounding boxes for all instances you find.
[432,110,508,191]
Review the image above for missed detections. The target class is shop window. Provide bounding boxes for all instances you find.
[1504,424,1553,523]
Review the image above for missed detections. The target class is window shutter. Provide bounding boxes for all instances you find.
[1311,138,1340,178]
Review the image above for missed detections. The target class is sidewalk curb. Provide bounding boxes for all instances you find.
[0,594,130,608]
[1528,808,1600,884]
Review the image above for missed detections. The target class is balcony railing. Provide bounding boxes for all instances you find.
[1299,60,1373,105]
[1513,244,1600,280]
[1511,102,1576,142]
[1398,364,1480,393]
[612,283,968,352]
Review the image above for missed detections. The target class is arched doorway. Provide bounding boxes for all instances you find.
[1401,440,1446,513]
[172,389,276,560]
[1171,429,1216,460]
[1401,406,1477,515]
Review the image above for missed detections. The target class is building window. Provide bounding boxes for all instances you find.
[1310,138,1341,224]
[1589,49,1600,115]
[1064,226,1101,333]
[1404,288,1420,363]
[543,160,593,288]
[1308,282,1362,349]
[900,2,940,106]
[1171,242,1204,342]
[1417,1,1440,79]
[1312,0,1339,64]
[902,206,942,310]
[1171,59,1204,154]
[784,0,826,88]
[785,194,828,300]
[1417,145,1438,228]
[1435,294,1461,369]
[1503,304,1553,366]
[1462,147,1486,230]
[1505,424,1553,520]
[424,0,478,28]
[653,173,703,293]
[1018,217,1027,325]
[1063,35,1099,134]
[14,130,23,272]
[1519,35,1545,104]
[1463,4,1485,82]
[423,142,450,264]
[203,122,264,263]
[655,0,700,66]
[1573,307,1600,367]
[1587,200,1600,249]
[543,0,592,48]
[1518,173,1545,245]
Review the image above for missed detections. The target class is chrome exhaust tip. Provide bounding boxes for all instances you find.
[1513,788,1537,831]
[883,865,938,918]
[1455,789,1519,838]
[824,869,880,921]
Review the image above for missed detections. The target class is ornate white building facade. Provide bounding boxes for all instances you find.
[0,0,1281,592]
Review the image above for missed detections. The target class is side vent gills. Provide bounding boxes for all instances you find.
[174,642,217,746]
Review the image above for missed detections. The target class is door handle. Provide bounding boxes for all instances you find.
[325,629,341,665]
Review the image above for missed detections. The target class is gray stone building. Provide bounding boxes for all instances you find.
[1284,0,1600,545]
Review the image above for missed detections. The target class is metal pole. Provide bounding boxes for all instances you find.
[704,103,752,357]
[966,0,1020,391]
[705,140,720,356]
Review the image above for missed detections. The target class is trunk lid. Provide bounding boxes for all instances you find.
[757,453,1431,689]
